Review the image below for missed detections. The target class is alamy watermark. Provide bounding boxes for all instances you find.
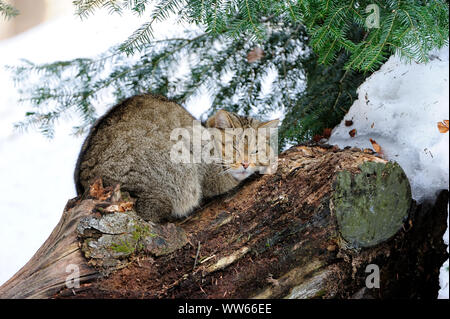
[65,264,80,289]
[365,4,380,29]
[169,120,278,174]
[365,264,380,289]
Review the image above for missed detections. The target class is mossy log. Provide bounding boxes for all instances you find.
[0,144,447,299]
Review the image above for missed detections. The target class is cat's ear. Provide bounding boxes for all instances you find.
[258,119,279,129]
[207,109,233,129]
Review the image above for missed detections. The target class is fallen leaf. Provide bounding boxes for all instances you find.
[349,129,357,137]
[437,120,449,133]
[322,128,332,138]
[365,93,370,105]
[312,134,323,142]
[371,122,374,129]
[89,178,111,201]
[363,148,375,154]
[247,47,264,63]
[89,178,103,197]
[345,120,353,127]
[104,205,120,213]
[369,138,383,155]
[119,202,134,212]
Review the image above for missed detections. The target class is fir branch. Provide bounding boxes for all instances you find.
[0,0,19,20]
[119,0,185,54]
[75,0,450,69]
[8,0,450,144]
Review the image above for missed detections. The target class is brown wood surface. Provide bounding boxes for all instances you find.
[0,144,447,299]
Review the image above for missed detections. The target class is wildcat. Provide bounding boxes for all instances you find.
[75,94,278,222]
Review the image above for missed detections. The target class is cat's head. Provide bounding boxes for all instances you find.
[206,109,279,181]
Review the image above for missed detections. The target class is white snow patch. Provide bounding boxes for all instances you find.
[0,10,145,286]
[329,46,449,298]
[0,9,201,286]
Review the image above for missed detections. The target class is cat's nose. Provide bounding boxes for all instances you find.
[241,162,249,169]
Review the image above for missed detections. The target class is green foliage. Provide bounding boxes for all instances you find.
[0,0,19,20]
[280,26,370,147]
[71,0,449,69]
[11,22,306,139]
[8,0,449,145]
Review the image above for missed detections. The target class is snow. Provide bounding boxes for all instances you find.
[329,46,449,298]
[0,9,205,286]
[0,11,137,286]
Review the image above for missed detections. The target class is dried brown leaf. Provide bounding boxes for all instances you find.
[104,205,120,213]
[322,128,332,139]
[89,178,111,200]
[119,202,134,212]
[247,47,264,63]
[312,134,323,142]
[369,138,383,155]
[437,120,449,133]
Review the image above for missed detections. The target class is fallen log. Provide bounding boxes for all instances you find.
[0,144,447,299]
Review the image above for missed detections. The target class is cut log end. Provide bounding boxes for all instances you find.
[332,161,412,248]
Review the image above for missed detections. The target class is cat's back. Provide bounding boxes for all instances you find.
[84,94,194,141]
[74,94,195,195]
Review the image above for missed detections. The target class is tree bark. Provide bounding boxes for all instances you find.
[0,144,447,299]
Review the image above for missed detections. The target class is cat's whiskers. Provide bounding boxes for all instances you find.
[219,168,233,175]
[208,157,233,167]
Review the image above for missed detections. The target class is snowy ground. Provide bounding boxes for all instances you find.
[329,46,449,298]
[0,10,210,286]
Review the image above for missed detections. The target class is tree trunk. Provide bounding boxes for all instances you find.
[0,144,447,299]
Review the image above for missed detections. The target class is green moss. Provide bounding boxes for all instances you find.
[110,223,157,255]
[110,238,135,255]
[314,289,327,298]
[332,161,412,248]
